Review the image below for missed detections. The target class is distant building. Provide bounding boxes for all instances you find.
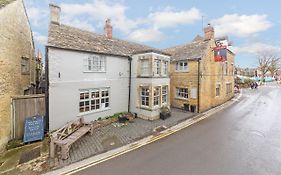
[235,67,257,77]
[165,24,235,112]
[0,0,36,150]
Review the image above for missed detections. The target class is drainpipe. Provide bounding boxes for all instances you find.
[197,59,201,113]
[45,47,49,132]
[128,56,132,112]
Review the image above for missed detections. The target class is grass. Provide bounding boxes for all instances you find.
[0,137,49,175]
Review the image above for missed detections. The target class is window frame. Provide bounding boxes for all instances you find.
[154,59,161,76]
[79,88,110,114]
[176,87,188,99]
[140,59,150,76]
[140,87,150,108]
[162,85,168,104]
[162,61,168,76]
[153,86,161,107]
[176,61,188,72]
[216,84,221,96]
[84,55,106,72]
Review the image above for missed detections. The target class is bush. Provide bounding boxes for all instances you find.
[6,139,24,150]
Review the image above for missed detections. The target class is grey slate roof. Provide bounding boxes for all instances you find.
[164,38,209,62]
[0,0,16,9]
[48,23,169,57]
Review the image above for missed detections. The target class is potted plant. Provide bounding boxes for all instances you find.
[160,106,171,120]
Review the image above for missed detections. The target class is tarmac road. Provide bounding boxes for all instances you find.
[74,83,281,175]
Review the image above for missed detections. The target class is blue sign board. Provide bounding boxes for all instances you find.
[23,116,45,143]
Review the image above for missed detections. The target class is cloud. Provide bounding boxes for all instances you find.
[60,0,139,34]
[25,6,48,27]
[128,28,165,42]
[61,16,96,32]
[33,32,47,45]
[233,42,281,55]
[149,7,202,28]
[211,14,272,37]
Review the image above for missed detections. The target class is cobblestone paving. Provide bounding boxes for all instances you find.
[51,108,196,168]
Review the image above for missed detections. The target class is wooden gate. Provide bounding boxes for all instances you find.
[11,94,45,140]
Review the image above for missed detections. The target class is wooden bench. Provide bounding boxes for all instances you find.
[50,117,93,160]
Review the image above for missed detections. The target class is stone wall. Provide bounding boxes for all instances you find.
[170,39,235,113]
[0,0,35,151]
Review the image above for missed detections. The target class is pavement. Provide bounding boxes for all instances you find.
[50,107,196,169]
[56,83,281,175]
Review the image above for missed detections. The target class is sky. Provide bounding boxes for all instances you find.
[24,0,281,68]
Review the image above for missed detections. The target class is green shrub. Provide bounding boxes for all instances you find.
[6,139,24,150]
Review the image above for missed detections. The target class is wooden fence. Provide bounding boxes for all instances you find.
[11,94,45,140]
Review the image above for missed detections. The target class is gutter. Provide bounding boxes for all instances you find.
[45,46,49,132]
[197,59,201,113]
[128,56,132,112]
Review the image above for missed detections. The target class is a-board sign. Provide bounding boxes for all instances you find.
[23,115,44,143]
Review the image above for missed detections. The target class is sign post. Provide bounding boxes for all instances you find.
[23,116,45,143]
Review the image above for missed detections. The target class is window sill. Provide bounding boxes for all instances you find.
[21,72,30,75]
[175,70,189,73]
[83,71,106,73]
[175,97,188,101]
[139,106,153,111]
[77,107,111,116]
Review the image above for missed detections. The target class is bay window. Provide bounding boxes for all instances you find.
[153,87,160,106]
[162,86,168,104]
[141,87,150,107]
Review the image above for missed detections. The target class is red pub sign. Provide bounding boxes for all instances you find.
[214,45,227,62]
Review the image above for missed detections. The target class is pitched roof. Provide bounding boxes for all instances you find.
[48,23,169,57]
[0,0,16,9]
[164,38,209,62]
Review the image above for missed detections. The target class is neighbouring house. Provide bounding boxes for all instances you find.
[235,66,257,77]
[0,0,36,150]
[46,4,171,130]
[165,24,235,113]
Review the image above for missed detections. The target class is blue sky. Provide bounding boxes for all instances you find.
[24,0,281,68]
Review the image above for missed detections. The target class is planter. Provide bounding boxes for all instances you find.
[160,111,171,120]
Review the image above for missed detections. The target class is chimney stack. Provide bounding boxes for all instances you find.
[49,4,61,24]
[204,23,214,40]
[104,19,113,39]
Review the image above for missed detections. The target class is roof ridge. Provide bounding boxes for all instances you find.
[56,23,157,50]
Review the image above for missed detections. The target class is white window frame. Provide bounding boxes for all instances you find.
[153,86,161,107]
[162,61,168,76]
[140,87,150,108]
[154,59,161,76]
[84,55,106,72]
[79,88,110,114]
[140,59,150,76]
[162,85,168,104]
[176,87,188,99]
[176,61,188,72]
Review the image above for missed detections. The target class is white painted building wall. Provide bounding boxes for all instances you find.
[48,48,129,130]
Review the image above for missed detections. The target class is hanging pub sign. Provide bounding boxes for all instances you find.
[214,45,227,62]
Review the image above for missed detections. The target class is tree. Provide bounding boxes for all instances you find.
[268,56,281,76]
[257,52,281,79]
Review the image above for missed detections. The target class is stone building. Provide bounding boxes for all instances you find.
[0,0,36,150]
[165,24,235,112]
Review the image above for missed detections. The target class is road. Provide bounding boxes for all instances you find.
[74,83,281,175]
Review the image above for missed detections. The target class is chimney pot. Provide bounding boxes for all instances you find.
[104,19,113,39]
[49,4,61,24]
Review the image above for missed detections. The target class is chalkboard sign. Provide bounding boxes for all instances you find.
[23,116,44,143]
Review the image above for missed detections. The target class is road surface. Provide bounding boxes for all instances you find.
[75,83,281,175]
